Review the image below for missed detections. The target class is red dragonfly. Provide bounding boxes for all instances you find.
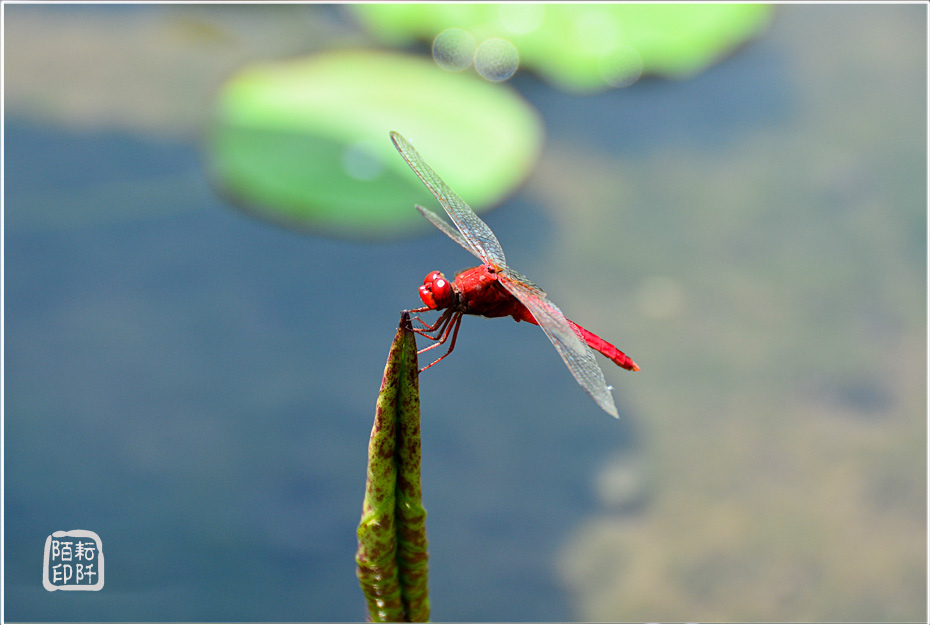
[391,131,638,418]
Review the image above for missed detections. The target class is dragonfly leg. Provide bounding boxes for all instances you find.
[414,310,456,351]
[410,308,453,338]
[418,312,463,372]
[407,306,437,331]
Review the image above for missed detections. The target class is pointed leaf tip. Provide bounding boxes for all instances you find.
[357,311,429,622]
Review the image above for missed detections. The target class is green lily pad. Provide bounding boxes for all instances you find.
[207,50,543,238]
[353,4,774,92]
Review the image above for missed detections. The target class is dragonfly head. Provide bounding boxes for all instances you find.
[419,270,455,310]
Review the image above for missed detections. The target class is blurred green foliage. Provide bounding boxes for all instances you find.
[208,50,542,238]
[354,3,773,92]
[207,4,771,239]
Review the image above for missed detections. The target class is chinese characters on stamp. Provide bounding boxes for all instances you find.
[43,530,104,591]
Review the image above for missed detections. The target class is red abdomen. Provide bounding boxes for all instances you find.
[452,265,639,372]
[566,320,639,371]
[519,308,639,372]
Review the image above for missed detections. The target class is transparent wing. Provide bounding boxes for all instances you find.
[499,266,546,297]
[391,131,506,268]
[500,273,620,419]
[415,205,480,261]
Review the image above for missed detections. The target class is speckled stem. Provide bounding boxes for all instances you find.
[356,312,430,622]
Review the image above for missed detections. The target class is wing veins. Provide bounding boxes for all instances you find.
[499,275,620,419]
[391,131,506,267]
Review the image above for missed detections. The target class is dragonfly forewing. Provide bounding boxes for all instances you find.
[391,131,507,268]
[500,267,546,297]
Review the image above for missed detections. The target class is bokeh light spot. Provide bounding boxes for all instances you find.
[432,27,476,72]
[595,457,644,509]
[341,141,384,182]
[475,38,519,82]
[573,8,620,54]
[599,44,643,88]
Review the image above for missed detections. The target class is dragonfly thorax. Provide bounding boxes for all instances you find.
[418,270,456,310]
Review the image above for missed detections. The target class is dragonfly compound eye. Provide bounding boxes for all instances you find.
[418,283,438,309]
[430,276,454,308]
[423,270,444,285]
[419,271,454,310]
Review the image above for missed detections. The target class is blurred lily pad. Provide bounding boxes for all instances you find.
[207,49,543,238]
[353,4,774,92]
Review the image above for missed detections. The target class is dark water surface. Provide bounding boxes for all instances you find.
[4,116,636,621]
